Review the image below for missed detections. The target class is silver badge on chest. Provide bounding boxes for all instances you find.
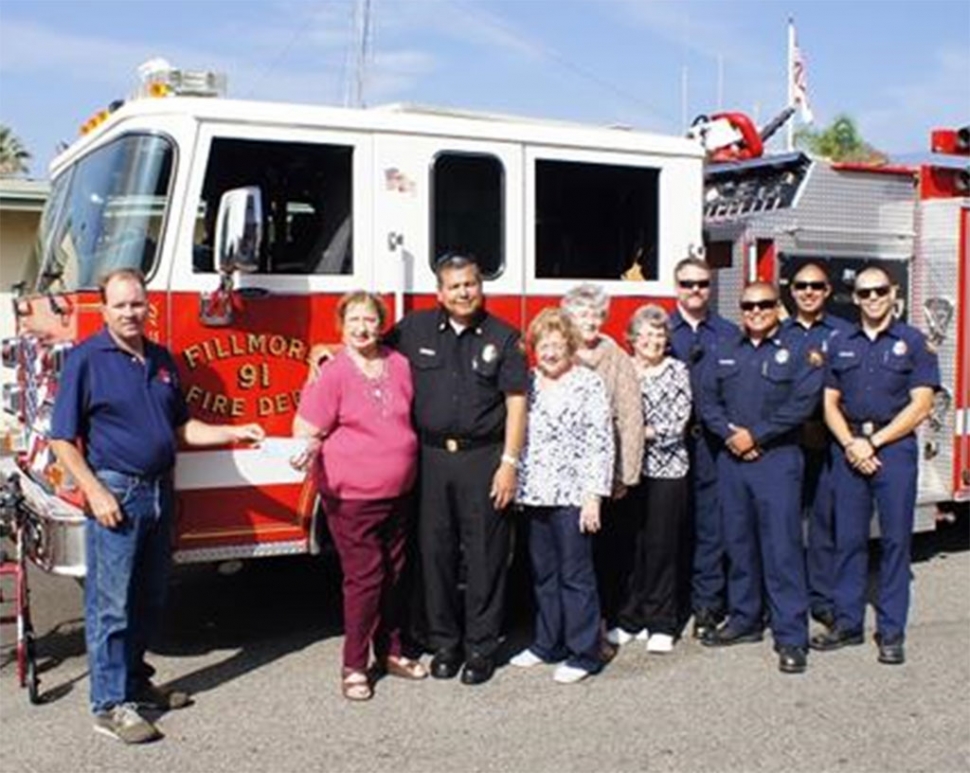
[892,340,908,356]
[775,349,790,364]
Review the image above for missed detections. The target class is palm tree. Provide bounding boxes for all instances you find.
[0,125,32,177]
[795,114,887,164]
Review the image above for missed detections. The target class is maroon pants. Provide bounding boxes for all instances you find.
[325,495,410,671]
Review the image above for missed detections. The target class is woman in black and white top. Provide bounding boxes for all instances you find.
[614,305,692,654]
[511,308,614,684]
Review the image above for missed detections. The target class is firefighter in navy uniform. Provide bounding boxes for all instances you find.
[813,267,939,665]
[779,262,854,630]
[697,282,822,673]
[668,257,738,637]
[385,255,528,686]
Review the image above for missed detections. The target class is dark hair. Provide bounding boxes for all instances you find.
[435,254,482,287]
[98,268,146,302]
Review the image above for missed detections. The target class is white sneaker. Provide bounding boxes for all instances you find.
[646,633,674,653]
[635,628,650,641]
[509,649,544,668]
[606,627,644,646]
[553,663,591,684]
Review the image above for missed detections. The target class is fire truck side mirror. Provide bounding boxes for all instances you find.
[214,186,263,275]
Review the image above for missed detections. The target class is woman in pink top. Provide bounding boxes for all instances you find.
[292,291,425,700]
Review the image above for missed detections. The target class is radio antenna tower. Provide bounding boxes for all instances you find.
[351,0,372,108]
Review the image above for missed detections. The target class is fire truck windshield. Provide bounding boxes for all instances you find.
[30,134,174,293]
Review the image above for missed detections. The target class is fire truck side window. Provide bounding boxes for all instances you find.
[193,138,353,275]
[534,160,659,281]
[432,153,504,279]
[36,134,173,292]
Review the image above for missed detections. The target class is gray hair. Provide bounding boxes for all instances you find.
[435,254,482,287]
[561,283,609,318]
[626,304,670,345]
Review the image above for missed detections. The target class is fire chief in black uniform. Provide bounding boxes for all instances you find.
[387,255,528,685]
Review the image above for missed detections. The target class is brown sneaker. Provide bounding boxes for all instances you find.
[93,703,162,744]
[132,681,192,710]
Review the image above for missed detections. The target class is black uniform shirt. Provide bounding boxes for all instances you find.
[387,308,528,438]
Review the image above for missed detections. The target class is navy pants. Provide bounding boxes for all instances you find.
[830,438,917,640]
[718,446,809,647]
[804,444,837,616]
[85,470,172,714]
[690,429,726,614]
[526,506,602,673]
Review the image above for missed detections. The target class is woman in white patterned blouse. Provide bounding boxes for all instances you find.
[614,305,693,654]
[511,308,615,684]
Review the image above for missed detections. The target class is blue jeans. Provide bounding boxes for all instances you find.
[85,470,173,714]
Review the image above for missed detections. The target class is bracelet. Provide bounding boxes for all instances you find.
[500,454,518,469]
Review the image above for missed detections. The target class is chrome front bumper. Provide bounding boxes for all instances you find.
[0,457,87,577]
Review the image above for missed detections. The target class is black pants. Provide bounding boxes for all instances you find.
[617,477,688,636]
[593,496,636,628]
[418,444,510,658]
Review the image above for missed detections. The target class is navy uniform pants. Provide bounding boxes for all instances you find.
[418,444,510,659]
[830,438,917,640]
[804,443,837,616]
[690,429,726,615]
[718,445,809,647]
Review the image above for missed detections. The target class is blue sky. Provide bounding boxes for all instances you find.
[0,0,967,177]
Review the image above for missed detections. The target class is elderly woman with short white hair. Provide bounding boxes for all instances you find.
[560,283,644,648]
[613,304,692,653]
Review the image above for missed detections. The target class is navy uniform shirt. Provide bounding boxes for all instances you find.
[698,329,825,447]
[50,329,190,478]
[669,308,738,391]
[825,320,940,425]
[386,308,528,439]
[780,314,854,420]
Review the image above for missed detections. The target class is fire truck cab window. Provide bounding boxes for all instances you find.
[535,159,659,281]
[193,138,353,275]
[432,153,504,278]
[35,134,173,292]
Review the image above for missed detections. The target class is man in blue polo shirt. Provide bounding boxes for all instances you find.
[50,268,264,744]
[812,266,938,665]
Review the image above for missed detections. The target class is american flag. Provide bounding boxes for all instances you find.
[791,34,814,123]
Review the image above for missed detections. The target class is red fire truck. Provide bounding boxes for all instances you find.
[697,117,969,531]
[0,63,704,576]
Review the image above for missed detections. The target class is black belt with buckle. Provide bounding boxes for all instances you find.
[848,420,887,438]
[420,432,503,453]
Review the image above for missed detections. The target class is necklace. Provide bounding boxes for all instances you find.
[349,351,391,415]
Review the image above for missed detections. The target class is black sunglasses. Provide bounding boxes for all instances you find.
[793,280,828,292]
[740,299,778,312]
[855,285,891,299]
[678,279,711,290]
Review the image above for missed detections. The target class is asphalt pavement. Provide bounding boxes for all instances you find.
[2,519,969,773]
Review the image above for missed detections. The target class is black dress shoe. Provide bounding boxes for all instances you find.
[700,626,763,647]
[809,627,864,651]
[430,649,463,679]
[692,609,724,640]
[876,634,905,665]
[777,645,808,674]
[460,654,495,686]
[810,608,837,630]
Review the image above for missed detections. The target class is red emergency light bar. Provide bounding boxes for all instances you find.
[931,127,970,156]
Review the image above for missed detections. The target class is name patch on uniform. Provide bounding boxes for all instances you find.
[775,349,790,364]
[718,358,736,366]
[837,351,856,358]
[482,344,498,363]
[892,340,908,356]
[419,348,437,357]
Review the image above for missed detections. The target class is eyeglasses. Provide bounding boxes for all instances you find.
[739,299,778,312]
[678,279,711,290]
[854,285,891,299]
[792,280,828,292]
